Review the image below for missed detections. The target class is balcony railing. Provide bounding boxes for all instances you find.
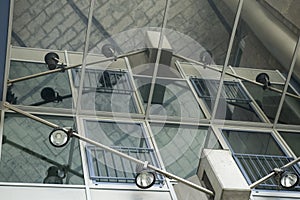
[234,153,300,190]
[86,146,164,185]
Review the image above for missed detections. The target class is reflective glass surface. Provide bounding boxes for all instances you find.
[7,61,73,108]
[135,77,205,119]
[0,114,83,184]
[151,124,210,179]
[279,131,300,157]
[222,130,284,155]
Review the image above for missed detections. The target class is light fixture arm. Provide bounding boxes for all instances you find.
[174,53,300,100]
[3,102,214,197]
[249,157,300,189]
[7,49,146,84]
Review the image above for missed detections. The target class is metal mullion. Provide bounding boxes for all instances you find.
[124,57,144,114]
[273,36,300,127]
[75,0,95,116]
[145,0,170,119]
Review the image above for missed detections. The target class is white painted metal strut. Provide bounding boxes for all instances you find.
[3,102,214,197]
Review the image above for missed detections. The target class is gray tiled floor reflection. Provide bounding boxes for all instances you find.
[151,124,208,179]
[12,0,231,64]
[0,114,84,184]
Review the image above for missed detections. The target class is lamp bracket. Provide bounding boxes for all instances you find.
[143,161,149,170]
[273,168,284,174]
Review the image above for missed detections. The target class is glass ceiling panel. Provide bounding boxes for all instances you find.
[151,123,209,179]
[165,0,234,65]
[7,61,73,108]
[88,0,167,55]
[134,77,205,119]
[0,113,83,184]
[11,0,89,51]
[279,131,300,157]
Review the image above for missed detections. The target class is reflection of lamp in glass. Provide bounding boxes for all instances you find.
[49,128,70,148]
[44,52,60,70]
[41,87,62,102]
[43,166,65,184]
[135,161,156,189]
[256,73,271,90]
[102,44,116,58]
[279,171,299,188]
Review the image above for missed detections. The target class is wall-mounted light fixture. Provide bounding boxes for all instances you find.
[278,170,299,188]
[256,73,271,90]
[44,52,60,70]
[41,87,62,102]
[135,161,156,189]
[3,102,214,196]
[250,158,300,189]
[43,166,66,184]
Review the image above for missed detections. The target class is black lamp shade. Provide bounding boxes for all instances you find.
[43,166,65,184]
[102,44,115,58]
[256,73,271,89]
[41,87,56,101]
[45,52,59,70]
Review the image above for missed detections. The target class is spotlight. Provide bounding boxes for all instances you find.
[49,128,70,148]
[43,166,65,184]
[256,73,271,90]
[44,52,60,70]
[280,171,299,188]
[199,50,213,65]
[102,44,116,58]
[41,87,62,102]
[135,161,156,189]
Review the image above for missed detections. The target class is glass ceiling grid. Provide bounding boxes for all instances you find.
[1,0,300,198]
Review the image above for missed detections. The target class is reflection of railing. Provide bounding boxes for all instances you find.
[73,69,133,94]
[234,153,300,190]
[86,146,164,185]
[190,78,251,103]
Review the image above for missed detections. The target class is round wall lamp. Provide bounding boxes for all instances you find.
[49,128,71,148]
[44,52,60,70]
[256,73,271,90]
[43,166,66,184]
[102,44,116,59]
[279,171,299,188]
[135,170,156,189]
[135,161,156,189]
[41,87,62,102]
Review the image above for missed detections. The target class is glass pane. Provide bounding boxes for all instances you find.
[191,78,261,121]
[73,68,138,113]
[278,90,300,125]
[84,120,164,184]
[279,131,300,157]
[222,130,285,155]
[88,1,166,55]
[0,114,83,184]
[84,120,147,148]
[244,82,300,124]
[7,61,72,108]
[12,0,89,51]
[165,0,234,64]
[151,124,211,179]
[135,77,205,119]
